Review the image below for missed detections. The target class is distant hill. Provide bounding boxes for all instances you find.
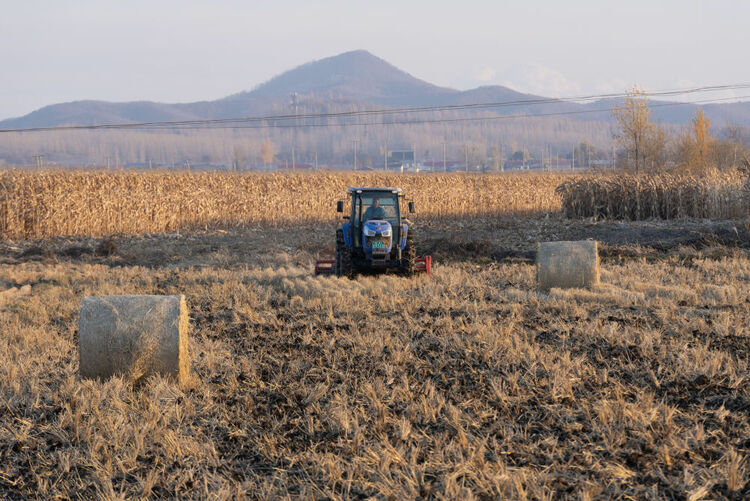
[239,49,457,106]
[0,100,204,129]
[1,49,748,129]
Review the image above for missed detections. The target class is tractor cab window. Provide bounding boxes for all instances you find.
[356,194,398,223]
[353,192,400,245]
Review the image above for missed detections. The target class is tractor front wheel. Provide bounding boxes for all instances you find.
[335,229,353,278]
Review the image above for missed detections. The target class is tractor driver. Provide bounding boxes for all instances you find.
[363,197,387,221]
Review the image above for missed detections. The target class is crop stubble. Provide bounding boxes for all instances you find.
[0,228,748,498]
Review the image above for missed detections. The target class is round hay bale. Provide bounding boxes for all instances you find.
[536,240,600,292]
[79,295,189,386]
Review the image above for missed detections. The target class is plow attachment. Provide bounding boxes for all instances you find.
[314,256,432,276]
[415,256,432,275]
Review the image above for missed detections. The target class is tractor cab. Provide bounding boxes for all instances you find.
[346,188,403,247]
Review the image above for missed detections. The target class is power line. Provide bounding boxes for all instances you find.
[113,94,750,131]
[1,83,748,134]
[148,82,750,126]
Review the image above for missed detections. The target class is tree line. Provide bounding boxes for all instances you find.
[0,93,746,171]
[0,109,616,169]
[612,86,749,173]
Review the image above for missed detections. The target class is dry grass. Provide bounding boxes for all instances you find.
[0,169,566,239]
[1,224,748,499]
[557,169,749,220]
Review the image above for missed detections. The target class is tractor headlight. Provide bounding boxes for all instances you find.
[364,228,376,236]
[381,228,392,237]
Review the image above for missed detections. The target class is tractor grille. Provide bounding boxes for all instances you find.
[366,235,392,252]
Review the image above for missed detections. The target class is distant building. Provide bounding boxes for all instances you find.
[420,160,463,172]
[388,150,415,170]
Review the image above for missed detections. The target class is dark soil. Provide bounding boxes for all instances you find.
[1,215,748,268]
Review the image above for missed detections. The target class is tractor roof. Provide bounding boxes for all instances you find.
[347,187,402,193]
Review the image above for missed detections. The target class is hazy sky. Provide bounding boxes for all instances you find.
[1,0,748,120]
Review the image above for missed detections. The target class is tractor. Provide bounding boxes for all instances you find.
[315,187,431,277]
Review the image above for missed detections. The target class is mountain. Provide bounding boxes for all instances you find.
[237,49,457,106]
[1,50,748,129]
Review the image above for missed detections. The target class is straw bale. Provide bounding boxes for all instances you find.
[79,295,189,385]
[537,240,600,291]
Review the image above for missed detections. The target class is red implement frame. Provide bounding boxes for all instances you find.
[314,259,335,275]
[415,256,432,275]
[314,255,432,276]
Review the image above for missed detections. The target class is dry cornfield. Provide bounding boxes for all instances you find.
[0,169,567,239]
[557,169,750,220]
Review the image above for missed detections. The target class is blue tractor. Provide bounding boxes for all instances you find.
[315,187,431,277]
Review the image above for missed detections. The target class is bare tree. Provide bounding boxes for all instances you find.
[612,85,654,172]
[260,140,275,166]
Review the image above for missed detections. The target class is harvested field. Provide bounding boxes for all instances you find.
[0,169,566,239]
[557,169,749,220]
[1,217,749,499]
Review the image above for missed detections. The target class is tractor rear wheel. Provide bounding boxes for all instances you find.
[335,229,353,278]
[400,228,416,276]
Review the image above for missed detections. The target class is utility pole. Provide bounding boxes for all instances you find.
[612,143,616,170]
[290,92,299,170]
[384,141,388,171]
[33,154,44,169]
[464,144,468,172]
[315,151,318,170]
[442,142,446,172]
[549,145,553,170]
[353,138,359,170]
